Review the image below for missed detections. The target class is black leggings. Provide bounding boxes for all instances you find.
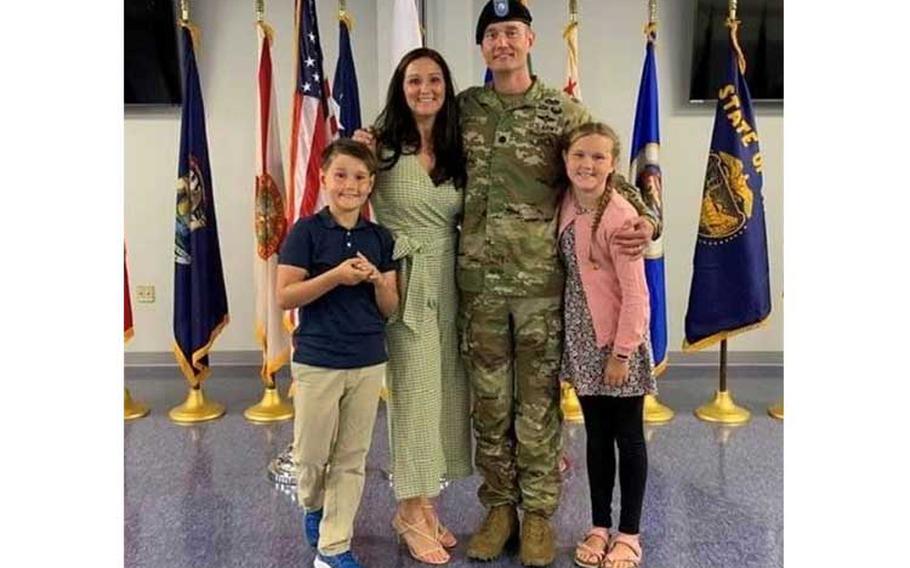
[578,395,647,534]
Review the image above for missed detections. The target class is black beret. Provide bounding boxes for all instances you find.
[475,0,533,45]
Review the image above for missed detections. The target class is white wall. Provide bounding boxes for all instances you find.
[125,0,783,355]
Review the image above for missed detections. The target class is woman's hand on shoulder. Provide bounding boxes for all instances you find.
[352,128,377,155]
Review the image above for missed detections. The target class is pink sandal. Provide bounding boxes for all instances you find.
[574,527,610,568]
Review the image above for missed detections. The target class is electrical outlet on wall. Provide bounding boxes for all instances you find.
[136,285,156,303]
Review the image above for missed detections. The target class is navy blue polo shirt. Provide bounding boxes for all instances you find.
[278,207,397,369]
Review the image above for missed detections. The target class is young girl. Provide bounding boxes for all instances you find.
[558,123,655,568]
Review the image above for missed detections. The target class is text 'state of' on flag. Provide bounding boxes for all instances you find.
[683,16,771,351]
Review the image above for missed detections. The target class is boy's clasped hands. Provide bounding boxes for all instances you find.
[334,252,382,285]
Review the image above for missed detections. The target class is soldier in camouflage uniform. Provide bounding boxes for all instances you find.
[461,2,661,566]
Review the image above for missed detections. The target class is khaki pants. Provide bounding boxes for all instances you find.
[292,362,385,555]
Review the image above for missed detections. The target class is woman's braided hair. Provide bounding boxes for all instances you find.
[561,122,625,263]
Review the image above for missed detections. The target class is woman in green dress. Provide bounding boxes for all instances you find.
[355,48,470,565]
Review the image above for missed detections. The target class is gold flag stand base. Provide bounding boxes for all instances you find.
[768,401,783,420]
[169,385,225,424]
[695,389,751,424]
[561,381,583,423]
[244,385,293,423]
[643,394,674,423]
[124,388,150,421]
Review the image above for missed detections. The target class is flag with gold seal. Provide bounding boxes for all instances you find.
[254,19,291,383]
[173,24,229,385]
[683,15,770,351]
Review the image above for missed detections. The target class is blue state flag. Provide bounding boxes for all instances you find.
[683,19,771,351]
[173,25,229,385]
[332,14,361,137]
[630,32,668,374]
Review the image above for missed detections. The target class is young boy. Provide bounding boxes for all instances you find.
[277,138,399,568]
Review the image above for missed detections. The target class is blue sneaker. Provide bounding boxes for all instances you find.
[313,551,363,568]
[302,509,323,547]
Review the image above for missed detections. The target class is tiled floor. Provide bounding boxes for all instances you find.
[125,364,782,568]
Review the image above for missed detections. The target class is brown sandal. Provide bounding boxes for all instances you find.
[574,527,610,568]
[603,533,642,568]
[421,504,457,548]
[392,513,451,565]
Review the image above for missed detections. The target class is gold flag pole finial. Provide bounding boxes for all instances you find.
[256,0,274,39]
[338,0,354,30]
[178,0,201,50]
[644,0,658,40]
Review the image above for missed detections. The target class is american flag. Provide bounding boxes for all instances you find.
[288,0,336,224]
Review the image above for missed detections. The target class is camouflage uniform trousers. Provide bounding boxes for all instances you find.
[459,291,563,518]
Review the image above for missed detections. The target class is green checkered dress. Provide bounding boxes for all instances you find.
[371,153,473,500]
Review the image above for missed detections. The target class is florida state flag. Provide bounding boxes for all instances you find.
[254,21,291,382]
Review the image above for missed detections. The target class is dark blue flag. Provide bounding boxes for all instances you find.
[683,18,770,351]
[332,14,361,137]
[173,25,229,384]
[630,32,668,374]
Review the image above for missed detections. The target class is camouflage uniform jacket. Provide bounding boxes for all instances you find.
[457,78,661,297]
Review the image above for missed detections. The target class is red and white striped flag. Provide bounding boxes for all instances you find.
[288,0,337,225]
[254,20,291,382]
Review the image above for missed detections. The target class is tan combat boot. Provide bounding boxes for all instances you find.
[466,504,519,561]
[519,512,556,567]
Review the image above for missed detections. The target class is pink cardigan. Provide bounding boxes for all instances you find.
[558,189,650,357]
